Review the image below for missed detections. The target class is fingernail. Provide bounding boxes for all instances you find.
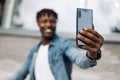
[80,30,83,33]
[84,28,88,30]
[77,34,81,38]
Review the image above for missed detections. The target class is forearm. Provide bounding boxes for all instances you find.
[73,52,97,69]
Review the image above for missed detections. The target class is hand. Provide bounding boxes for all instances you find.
[77,25,104,59]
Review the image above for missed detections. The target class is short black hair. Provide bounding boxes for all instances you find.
[36,8,58,22]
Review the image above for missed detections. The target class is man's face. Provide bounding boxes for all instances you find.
[37,14,57,39]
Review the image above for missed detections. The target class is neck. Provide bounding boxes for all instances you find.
[41,37,53,45]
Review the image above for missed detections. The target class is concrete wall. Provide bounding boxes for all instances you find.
[0,35,39,63]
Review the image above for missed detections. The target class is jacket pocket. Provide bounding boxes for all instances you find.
[52,52,64,67]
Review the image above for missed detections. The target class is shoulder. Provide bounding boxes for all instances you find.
[56,35,76,48]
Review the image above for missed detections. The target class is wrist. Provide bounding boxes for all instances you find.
[86,50,101,60]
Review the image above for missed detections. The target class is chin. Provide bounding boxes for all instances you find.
[44,34,54,39]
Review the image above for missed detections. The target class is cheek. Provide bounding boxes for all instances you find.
[38,24,45,30]
[52,24,56,29]
[40,23,45,27]
[38,23,44,28]
[40,27,44,33]
[53,24,56,27]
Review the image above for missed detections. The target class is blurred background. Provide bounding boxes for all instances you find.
[0,0,120,80]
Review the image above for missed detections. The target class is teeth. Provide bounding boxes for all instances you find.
[45,29,52,32]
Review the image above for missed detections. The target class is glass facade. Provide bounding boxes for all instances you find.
[1,0,120,34]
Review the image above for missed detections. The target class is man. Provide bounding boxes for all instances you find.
[10,8,104,80]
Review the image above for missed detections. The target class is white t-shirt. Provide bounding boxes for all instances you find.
[34,44,55,80]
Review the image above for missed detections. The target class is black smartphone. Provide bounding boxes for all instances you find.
[76,8,93,46]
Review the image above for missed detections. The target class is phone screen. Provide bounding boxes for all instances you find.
[76,8,93,45]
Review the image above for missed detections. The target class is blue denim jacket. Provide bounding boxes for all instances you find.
[10,34,97,80]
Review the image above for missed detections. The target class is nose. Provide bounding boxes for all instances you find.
[46,21,51,27]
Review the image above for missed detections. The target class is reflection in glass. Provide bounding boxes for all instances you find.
[12,0,23,28]
[10,0,120,34]
[0,0,5,26]
[99,0,120,33]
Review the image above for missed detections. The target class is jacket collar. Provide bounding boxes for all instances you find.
[35,34,59,52]
[49,34,59,46]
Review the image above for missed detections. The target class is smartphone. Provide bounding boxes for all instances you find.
[76,8,93,45]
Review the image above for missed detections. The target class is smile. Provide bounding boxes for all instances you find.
[45,29,52,33]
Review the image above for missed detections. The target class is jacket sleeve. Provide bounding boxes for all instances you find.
[64,39,97,69]
[9,47,35,80]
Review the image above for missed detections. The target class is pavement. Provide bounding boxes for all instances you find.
[0,43,120,80]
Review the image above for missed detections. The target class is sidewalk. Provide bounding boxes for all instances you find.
[0,43,120,80]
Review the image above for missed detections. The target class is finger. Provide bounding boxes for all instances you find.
[84,28,102,38]
[77,45,84,48]
[84,28,104,42]
[77,45,88,49]
[79,30,98,42]
[77,34,98,47]
[78,45,100,54]
[77,45,92,52]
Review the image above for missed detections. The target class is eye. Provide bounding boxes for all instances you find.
[50,20,56,23]
[40,20,47,23]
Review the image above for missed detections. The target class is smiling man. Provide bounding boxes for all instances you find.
[10,8,104,80]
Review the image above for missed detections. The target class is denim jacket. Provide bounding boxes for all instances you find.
[9,34,97,80]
